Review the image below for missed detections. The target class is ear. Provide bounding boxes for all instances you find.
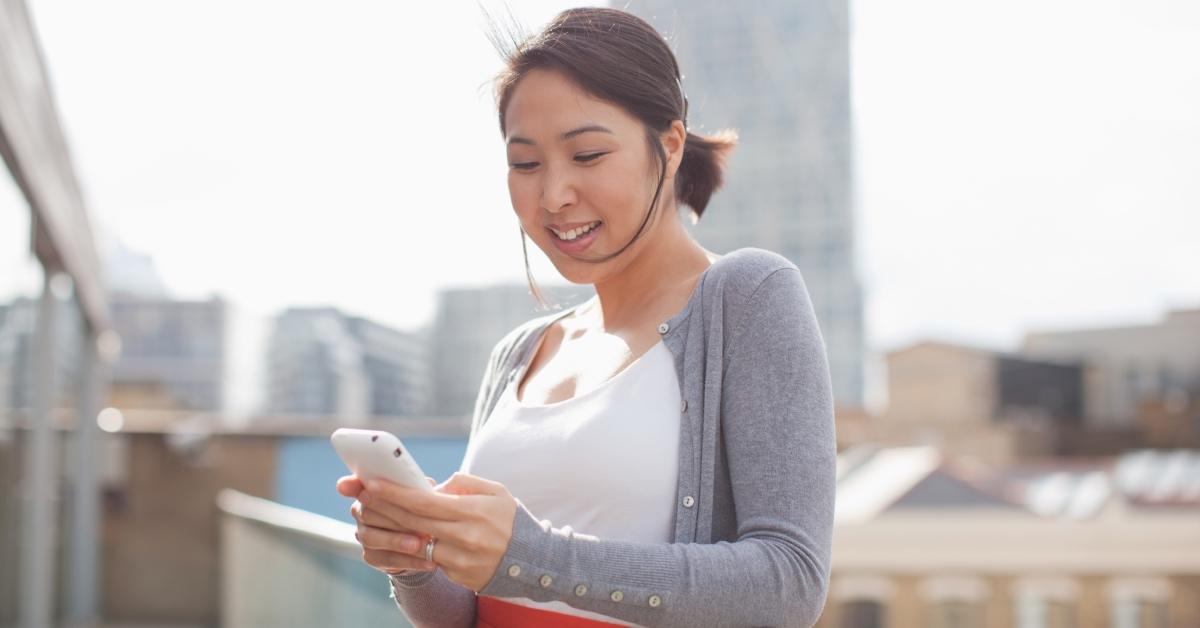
[660,119,687,181]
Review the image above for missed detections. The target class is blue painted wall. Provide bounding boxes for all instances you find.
[275,436,469,524]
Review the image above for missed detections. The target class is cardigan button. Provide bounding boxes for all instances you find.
[610,590,625,602]
[539,574,553,588]
[507,564,521,577]
[682,495,695,508]
[680,399,687,412]
[657,322,669,334]
[574,584,589,596]
[649,594,662,608]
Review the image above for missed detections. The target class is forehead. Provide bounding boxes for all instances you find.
[504,68,637,140]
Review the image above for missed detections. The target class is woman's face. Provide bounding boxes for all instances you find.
[503,68,666,282]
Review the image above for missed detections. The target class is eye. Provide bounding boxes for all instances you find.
[575,151,608,163]
[510,161,539,171]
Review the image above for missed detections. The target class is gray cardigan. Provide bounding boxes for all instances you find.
[389,247,836,627]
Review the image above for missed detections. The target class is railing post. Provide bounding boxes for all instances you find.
[19,269,64,628]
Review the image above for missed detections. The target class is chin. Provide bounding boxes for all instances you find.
[552,263,598,284]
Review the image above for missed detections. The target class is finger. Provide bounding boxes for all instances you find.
[358,523,432,557]
[362,478,466,521]
[355,496,468,543]
[362,547,435,573]
[396,533,492,578]
[336,475,364,497]
[351,500,421,533]
[356,523,425,556]
[351,499,407,529]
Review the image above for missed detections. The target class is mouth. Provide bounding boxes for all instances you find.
[548,220,603,254]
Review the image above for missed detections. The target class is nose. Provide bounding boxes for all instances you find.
[539,164,577,214]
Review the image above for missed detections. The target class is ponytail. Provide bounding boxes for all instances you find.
[675,129,738,219]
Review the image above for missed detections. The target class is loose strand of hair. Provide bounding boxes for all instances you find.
[521,225,555,312]
[573,129,667,265]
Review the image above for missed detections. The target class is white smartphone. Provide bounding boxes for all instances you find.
[330,428,435,493]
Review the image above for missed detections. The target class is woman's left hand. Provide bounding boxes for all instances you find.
[356,471,518,593]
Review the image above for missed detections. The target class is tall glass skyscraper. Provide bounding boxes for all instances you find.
[623,0,865,407]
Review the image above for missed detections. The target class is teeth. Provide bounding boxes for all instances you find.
[554,221,601,241]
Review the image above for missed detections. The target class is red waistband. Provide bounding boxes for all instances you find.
[475,595,629,628]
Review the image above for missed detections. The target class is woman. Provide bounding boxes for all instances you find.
[336,7,836,627]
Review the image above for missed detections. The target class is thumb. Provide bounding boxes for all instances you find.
[437,471,502,496]
[336,475,363,497]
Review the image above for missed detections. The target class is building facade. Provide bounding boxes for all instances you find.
[108,296,227,414]
[824,445,1200,628]
[622,0,866,408]
[1022,308,1200,429]
[266,307,430,421]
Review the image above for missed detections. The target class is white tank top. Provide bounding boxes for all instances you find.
[459,338,681,626]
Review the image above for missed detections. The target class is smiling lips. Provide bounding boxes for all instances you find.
[548,220,603,253]
[549,220,602,240]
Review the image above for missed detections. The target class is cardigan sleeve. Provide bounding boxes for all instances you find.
[474,267,837,627]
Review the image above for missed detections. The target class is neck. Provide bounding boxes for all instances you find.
[582,207,713,332]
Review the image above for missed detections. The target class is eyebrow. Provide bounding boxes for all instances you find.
[507,124,614,146]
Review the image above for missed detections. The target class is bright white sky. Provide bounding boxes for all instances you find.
[4,0,1199,414]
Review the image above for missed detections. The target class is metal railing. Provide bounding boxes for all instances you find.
[216,489,414,628]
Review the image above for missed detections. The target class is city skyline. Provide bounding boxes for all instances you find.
[626,0,866,407]
[2,0,1198,415]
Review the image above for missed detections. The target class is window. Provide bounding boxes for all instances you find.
[929,599,984,628]
[1109,577,1172,628]
[834,575,894,628]
[842,598,884,628]
[1014,577,1080,628]
[1112,597,1169,628]
[1016,593,1077,628]
[920,575,989,628]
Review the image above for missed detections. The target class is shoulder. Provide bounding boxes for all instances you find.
[471,307,572,429]
[703,247,808,317]
[710,247,799,283]
[706,247,803,300]
[696,248,818,358]
[486,307,572,372]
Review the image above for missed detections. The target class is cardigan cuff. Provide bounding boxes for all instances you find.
[478,497,549,596]
[476,498,669,617]
[389,568,437,589]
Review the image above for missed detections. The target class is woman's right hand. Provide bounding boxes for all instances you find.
[337,474,438,575]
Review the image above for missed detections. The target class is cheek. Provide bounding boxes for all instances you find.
[507,174,541,220]
[580,164,650,223]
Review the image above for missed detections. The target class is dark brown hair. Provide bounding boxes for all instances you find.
[488,6,737,310]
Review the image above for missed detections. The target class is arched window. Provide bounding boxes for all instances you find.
[841,599,884,628]
[1108,577,1171,628]
[1014,576,1080,628]
[920,575,989,628]
[832,575,894,628]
